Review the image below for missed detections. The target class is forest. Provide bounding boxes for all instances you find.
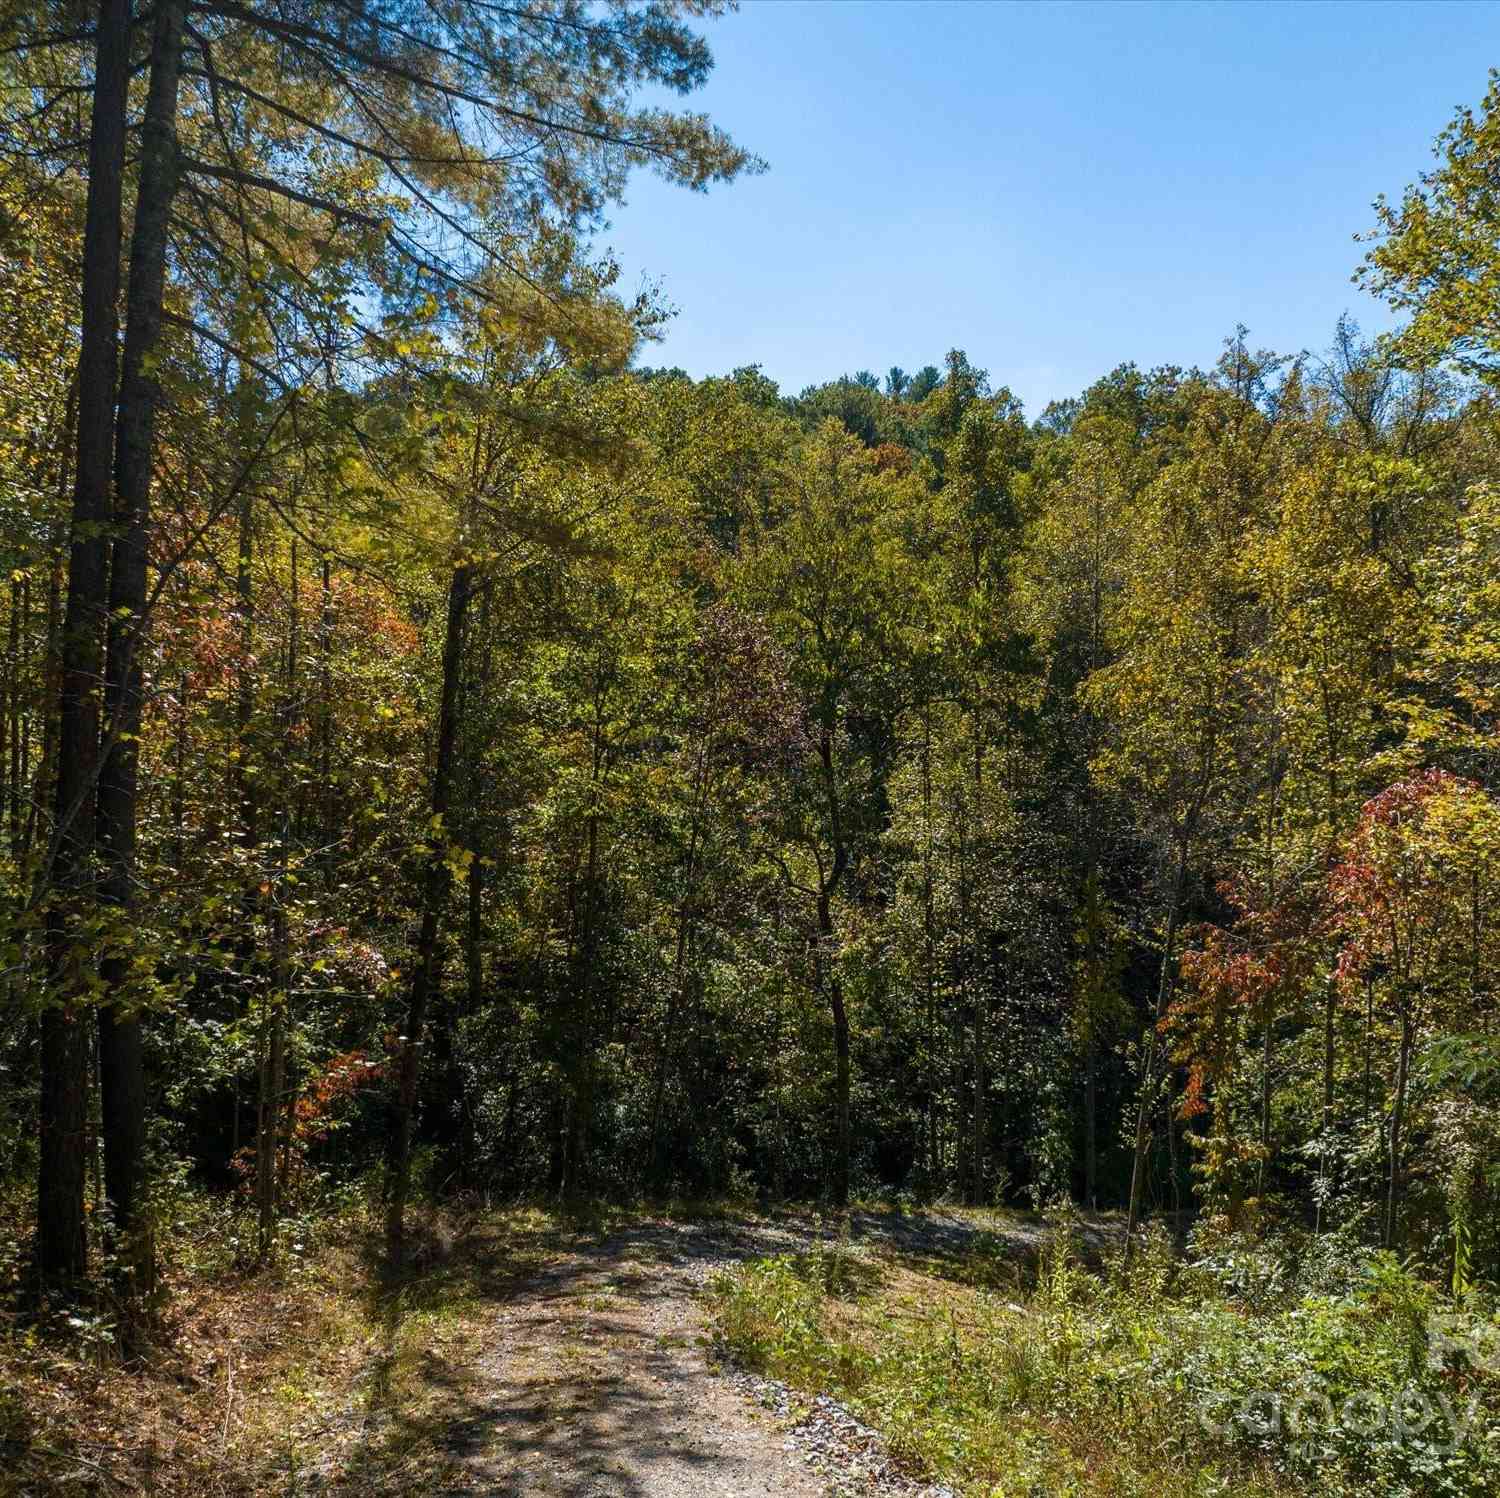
[1,3,1499,1496]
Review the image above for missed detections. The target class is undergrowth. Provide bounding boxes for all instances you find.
[0,1192,571,1496]
[709,1207,1500,1498]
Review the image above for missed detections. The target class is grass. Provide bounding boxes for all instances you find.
[0,1196,590,1496]
[2,1223,371,1495]
[0,1187,793,1495]
[707,1208,1500,1498]
[11,1191,1493,1497]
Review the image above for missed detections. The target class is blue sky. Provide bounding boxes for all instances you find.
[604,0,1500,416]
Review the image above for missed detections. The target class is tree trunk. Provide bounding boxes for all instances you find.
[647,748,706,1184]
[231,458,260,1257]
[5,579,18,855]
[562,804,601,1197]
[257,543,300,1261]
[319,555,334,880]
[170,674,186,871]
[1316,975,1336,1233]
[386,562,471,1262]
[1384,1005,1415,1250]
[1084,1030,1098,1210]
[455,846,483,1186]
[815,727,851,1210]
[36,0,132,1292]
[255,988,284,1262]
[96,0,186,1301]
[820,886,851,1211]
[971,983,986,1205]
[921,705,937,1190]
[1257,1010,1272,1200]
[32,555,63,865]
[1126,835,1190,1246]
[17,578,30,857]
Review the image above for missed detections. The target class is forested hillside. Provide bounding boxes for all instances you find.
[1,5,1500,1494]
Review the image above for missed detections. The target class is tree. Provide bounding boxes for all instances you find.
[379,350,647,1254]
[1171,877,1317,1223]
[740,422,923,1206]
[1085,369,1279,1242]
[1327,771,1500,1248]
[17,0,756,1288]
[1361,70,1500,385]
[34,0,131,1292]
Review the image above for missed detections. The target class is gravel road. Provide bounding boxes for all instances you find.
[428,1219,826,1496]
[335,1208,1114,1496]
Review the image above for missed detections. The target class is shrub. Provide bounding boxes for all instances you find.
[709,1226,1500,1497]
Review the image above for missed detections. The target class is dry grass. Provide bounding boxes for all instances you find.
[2,1238,366,1495]
[0,1201,571,1497]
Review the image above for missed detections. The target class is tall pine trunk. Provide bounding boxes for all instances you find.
[96,0,186,1299]
[254,983,285,1261]
[36,0,131,1291]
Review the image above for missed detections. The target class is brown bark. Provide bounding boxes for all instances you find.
[97,0,186,1298]
[36,0,132,1292]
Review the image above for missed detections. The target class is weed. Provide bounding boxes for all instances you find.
[709,1217,1500,1498]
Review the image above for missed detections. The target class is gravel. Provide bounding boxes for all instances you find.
[305,1210,1102,1495]
[722,1370,957,1498]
